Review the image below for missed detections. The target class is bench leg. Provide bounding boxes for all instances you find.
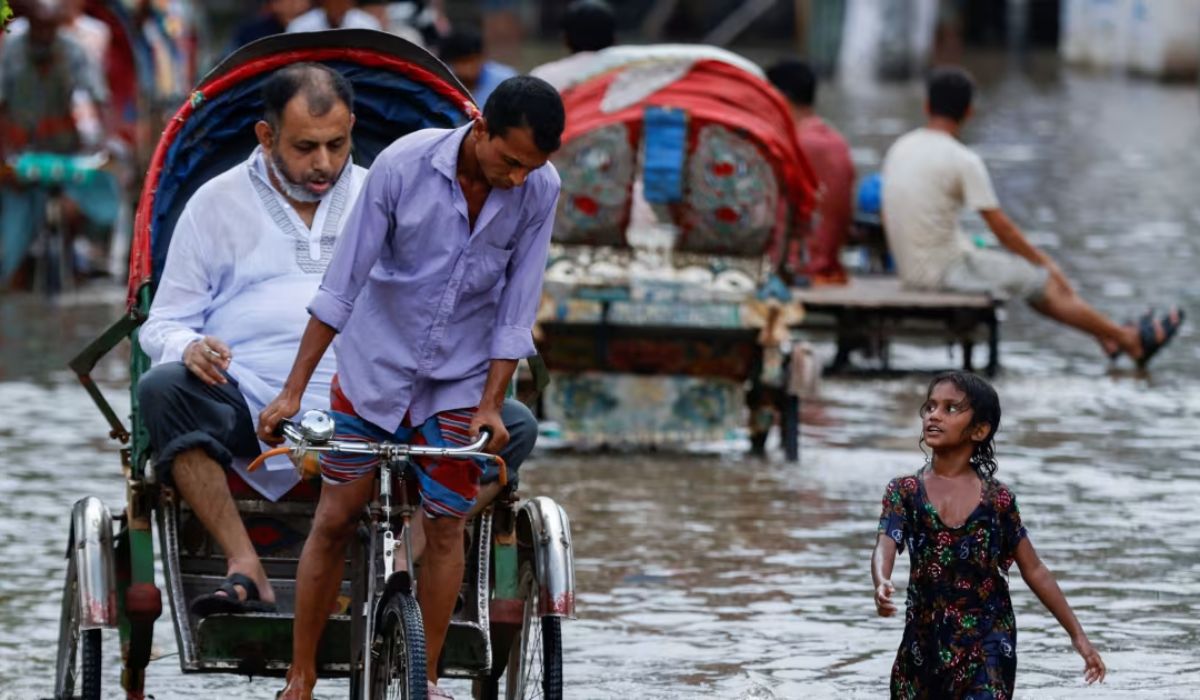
[986,315,1000,377]
[962,341,975,372]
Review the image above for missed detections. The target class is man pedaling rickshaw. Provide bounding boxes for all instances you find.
[257,75,565,700]
[137,63,541,620]
[0,0,118,286]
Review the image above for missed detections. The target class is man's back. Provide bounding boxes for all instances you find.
[881,127,998,288]
[796,116,855,277]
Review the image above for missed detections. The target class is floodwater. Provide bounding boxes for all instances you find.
[2,54,1200,699]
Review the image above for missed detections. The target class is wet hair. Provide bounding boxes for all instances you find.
[438,28,483,64]
[483,76,565,154]
[924,370,1001,478]
[261,63,355,131]
[766,59,817,107]
[927,67,975,122]
[563,0,615,53]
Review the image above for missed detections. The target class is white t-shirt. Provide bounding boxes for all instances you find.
[881,128,1000,288]
[287,8,382,32]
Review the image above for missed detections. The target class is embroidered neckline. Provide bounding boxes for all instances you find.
[248,150,351,273]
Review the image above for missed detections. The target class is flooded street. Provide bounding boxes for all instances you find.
[2,55,1199,698]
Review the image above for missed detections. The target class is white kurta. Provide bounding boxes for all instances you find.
[140,148,366,501]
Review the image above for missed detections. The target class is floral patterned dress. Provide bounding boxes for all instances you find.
[878,468,1028,700]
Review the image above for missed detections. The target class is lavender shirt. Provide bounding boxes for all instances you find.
[308,124,559,432]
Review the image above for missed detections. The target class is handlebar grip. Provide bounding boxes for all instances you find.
[246,446,290,472]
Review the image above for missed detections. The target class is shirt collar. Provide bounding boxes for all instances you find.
[430,122,476,181]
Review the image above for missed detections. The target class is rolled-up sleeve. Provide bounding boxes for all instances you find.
[490,171,559,359]
[308,158,396,331]
[139,208,210,364]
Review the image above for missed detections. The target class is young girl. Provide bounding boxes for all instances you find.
[872,371,1106,698]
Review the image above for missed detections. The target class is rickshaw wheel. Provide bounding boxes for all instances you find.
[53,555,102,700]
[505,562,562,700]
[371,592,427,700]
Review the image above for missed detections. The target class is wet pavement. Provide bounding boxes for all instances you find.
[2,54,1199,699]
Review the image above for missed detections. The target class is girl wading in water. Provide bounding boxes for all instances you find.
[871,371,1106,698]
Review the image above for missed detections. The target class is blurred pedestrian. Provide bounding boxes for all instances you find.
[530,0,615,91]
[767,59,854,285]
[230,0,311,50]
[287,0,380,32]
[438,27,515,107]
[0,0,116,284]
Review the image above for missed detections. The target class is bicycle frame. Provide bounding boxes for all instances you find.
[360,456,418,689]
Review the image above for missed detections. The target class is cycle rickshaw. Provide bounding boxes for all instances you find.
[55,29,574,700]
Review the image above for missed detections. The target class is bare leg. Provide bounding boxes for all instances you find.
[279,476,376,700]
[466,482,504,520]
[173,448,275,603]
[418,512,467,684]
[1030,281,1143,359]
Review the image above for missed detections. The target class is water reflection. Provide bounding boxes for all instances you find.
[2,56,1200,698]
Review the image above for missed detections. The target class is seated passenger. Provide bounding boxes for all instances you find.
[138,63,538,616]
[882,67,1183,367]
[767,59,855,285]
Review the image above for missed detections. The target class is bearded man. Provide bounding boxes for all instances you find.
[138,63,539,616]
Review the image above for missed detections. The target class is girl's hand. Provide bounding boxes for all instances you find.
[1072,635,1106,684]
[875,580,897,617]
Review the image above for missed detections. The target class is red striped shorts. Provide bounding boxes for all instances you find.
[319,375,482,519]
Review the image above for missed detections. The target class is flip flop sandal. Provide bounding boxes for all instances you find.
[190,572,277,617]
[1136,307,1185,369]
[428,682,455,699]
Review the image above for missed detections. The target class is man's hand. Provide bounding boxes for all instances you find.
[469,406,509,454]
[258,391,301,446]
[875,580,897,617]
[183,336,232,386]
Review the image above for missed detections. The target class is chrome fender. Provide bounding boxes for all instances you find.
[68,497,118,629]
[517,496,575,619]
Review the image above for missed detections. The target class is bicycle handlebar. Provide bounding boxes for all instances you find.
[246,410,507,485]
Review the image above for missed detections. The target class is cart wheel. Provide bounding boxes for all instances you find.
[371,592,427,700]
[53,555,102,700]
[506,562,562,700]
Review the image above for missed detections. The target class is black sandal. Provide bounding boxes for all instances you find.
[1136,307,1185,369]
[190,572,277,617]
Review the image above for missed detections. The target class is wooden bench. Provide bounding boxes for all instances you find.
[791,276,1003,376]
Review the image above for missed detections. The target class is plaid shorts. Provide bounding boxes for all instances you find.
[319,376,483,519]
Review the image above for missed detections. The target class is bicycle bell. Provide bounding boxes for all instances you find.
[298,409,336,442]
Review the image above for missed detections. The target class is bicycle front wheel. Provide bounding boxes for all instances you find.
[371,592,427,700]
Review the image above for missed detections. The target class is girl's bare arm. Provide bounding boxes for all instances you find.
[1014,538,1107,684]
[872,534,898,617]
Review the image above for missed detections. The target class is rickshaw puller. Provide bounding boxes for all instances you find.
[259,75,565,700]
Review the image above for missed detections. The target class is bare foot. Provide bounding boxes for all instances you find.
[277,674,316,700]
